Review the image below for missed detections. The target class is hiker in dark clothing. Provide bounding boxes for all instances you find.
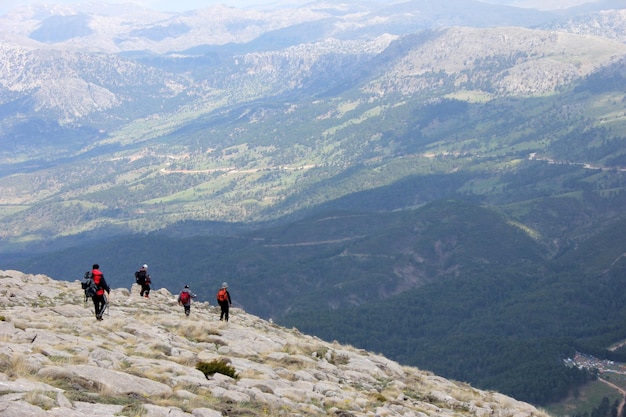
[135,264,151,298]
[177,285,196,316]
[217,282,232,322]
[91,264,110,321]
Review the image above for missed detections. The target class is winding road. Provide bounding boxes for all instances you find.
[599,377,626,417]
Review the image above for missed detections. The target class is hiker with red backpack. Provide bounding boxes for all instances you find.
[217,282,232,322]
[91,264,110,321]
[177,284,196,316]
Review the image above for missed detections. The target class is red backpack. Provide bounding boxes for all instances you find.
[180,291,190,304]
[217,288,228,302]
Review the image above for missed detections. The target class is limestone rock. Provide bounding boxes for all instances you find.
[0,270,549,417]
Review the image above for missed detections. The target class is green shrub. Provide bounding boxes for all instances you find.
[196,359,238,379]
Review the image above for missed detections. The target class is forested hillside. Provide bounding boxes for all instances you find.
[6,197,626,405]
[282,215,626,405]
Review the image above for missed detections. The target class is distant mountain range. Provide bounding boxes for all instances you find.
[0,1,624,243]
[0,1,624,122]
[1,0,626,409]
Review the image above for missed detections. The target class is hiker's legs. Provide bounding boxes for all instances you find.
[93,295,104,320]
[142,284,150,297]
[98,295,108,318]
[219,302,229,321]
[184,305,190,316]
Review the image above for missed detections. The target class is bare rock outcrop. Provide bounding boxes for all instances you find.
[0,270,548,417]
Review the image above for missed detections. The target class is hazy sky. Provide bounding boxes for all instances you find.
[0,0,604,17]
[0,0,312,16]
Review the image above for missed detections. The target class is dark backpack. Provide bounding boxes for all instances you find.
[217,288,228,302]
[135,269,147,284]
[81,271,98,300]
[180,291,190,304]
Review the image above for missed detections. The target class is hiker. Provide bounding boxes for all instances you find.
[217,282,232,322]
[177,285,196,316]
[134,264,151,298]
[91,264,110,321]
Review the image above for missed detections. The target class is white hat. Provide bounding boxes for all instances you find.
[142,264,148,268]
[222,282,228,288]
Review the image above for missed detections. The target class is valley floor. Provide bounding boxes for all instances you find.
[564,352,626,416]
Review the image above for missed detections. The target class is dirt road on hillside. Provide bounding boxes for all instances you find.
[599,377,626,417]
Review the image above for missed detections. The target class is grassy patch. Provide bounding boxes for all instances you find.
[545,379,621,417]
[601,372,626,392]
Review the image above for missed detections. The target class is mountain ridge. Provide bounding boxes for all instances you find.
[1,22,625,244]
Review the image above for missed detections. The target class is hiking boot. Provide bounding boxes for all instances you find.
[145,294,149,298]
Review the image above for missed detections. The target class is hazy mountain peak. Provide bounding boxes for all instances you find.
[478,0,612,10]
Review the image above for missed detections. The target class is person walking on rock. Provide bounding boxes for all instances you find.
[134,264,151,298]
[178,285,196,316]
[217,282,232,322]
[91,264,110,321]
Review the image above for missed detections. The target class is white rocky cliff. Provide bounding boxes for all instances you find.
[0,270,548,417]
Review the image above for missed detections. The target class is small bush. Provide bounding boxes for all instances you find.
[118,403,148,416]
[373,392,387,402]
[196,359,238,379]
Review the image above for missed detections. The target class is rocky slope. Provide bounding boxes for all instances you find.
[0,269,548,417]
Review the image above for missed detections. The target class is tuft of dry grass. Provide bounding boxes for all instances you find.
[118,403,148,417]
[24,390,56,410]
[370,391,387,403]
[0,354,39,379]
[141,368,170,384]
[169,355,198,367]
[151,343,172,356]
[153,392,219,413]
[173,322,221,343]
[281,343,302,356]
[237,367,266,380]
[449,383,482,403]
